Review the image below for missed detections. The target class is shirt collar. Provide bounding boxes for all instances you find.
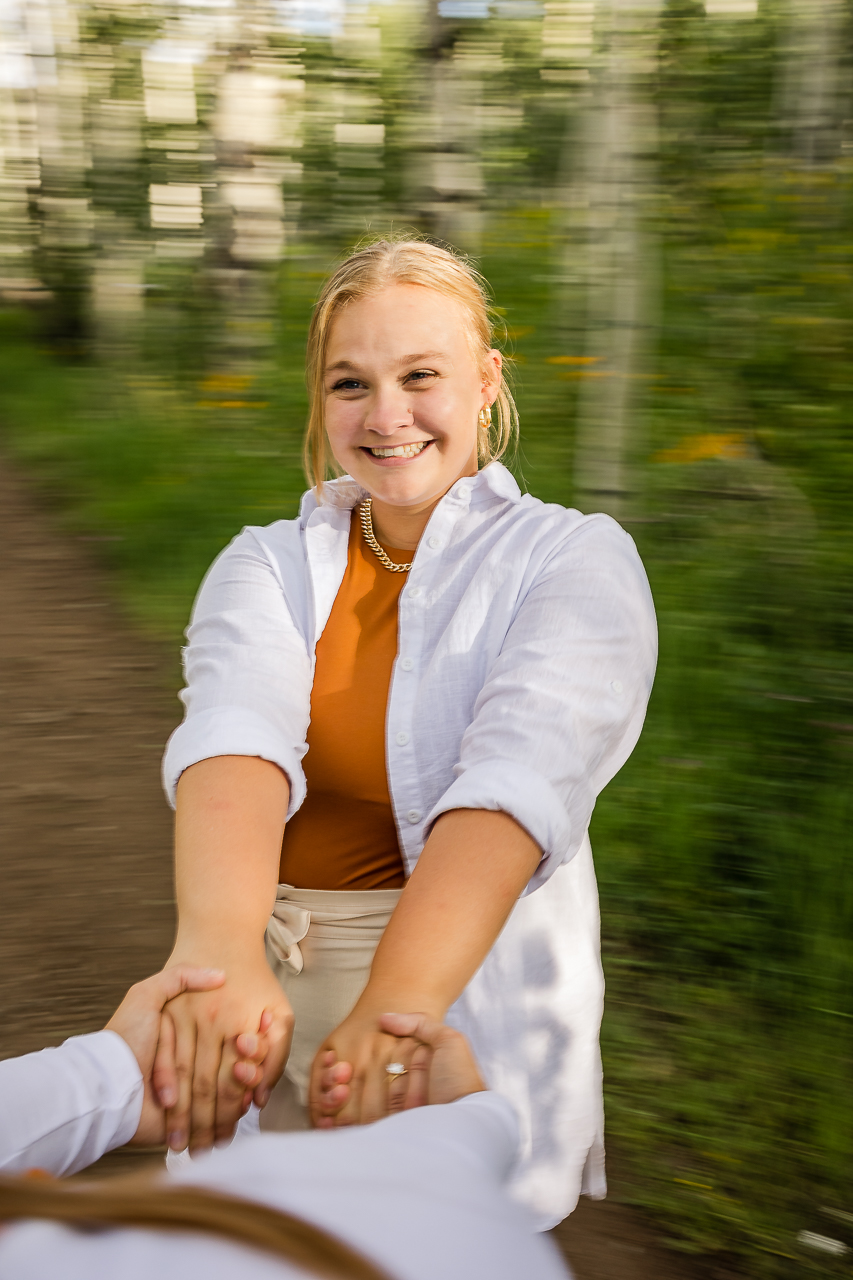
[299,461,521,522]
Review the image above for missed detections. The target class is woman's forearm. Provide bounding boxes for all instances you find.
[171,756,289,964]
[357,809,541,1017]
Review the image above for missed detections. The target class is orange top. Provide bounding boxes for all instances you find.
[278,514,408,890]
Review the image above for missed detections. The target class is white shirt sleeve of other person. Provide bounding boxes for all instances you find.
[163,460,658,1230]
[0,1032,570,1280]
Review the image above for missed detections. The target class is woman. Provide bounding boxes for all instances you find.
[158,239,657,1229]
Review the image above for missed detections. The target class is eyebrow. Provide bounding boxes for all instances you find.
[324,351,447,375]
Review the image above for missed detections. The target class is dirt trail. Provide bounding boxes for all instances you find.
[0,458,178,1055]
[0,453,710,1279]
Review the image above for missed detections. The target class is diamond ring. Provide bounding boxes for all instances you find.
[385,1062,408,1081]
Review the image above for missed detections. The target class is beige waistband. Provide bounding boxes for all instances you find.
[266,882,403,975]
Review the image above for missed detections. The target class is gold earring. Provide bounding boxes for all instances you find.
[478,405,492,430]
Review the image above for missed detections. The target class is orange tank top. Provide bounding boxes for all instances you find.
[278,513,408,890]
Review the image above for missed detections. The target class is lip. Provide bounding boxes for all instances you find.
[359,440,435,466]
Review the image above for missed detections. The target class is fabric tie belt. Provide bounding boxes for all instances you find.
[265,883,403,976]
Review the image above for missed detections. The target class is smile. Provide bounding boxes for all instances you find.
[366,441,431,459]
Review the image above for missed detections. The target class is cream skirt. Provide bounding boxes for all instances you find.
[260,882,402,1132]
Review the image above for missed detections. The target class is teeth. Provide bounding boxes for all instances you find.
[369,441,429,459]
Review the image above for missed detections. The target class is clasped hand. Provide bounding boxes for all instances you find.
[151,953,294,1153]
[146,968,484,1147]
[310,1006,486,1128]
[105,965,271,1149]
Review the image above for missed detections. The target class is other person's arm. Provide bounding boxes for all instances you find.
[0,966,267,1177]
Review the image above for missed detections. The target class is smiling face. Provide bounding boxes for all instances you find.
[323,283,501,528]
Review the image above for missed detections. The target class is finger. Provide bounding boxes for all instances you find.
[233,1059,264,1088]
[215,1040,251,1145]
[357,1035,415,1126]
[152,1010,178,1109]
[358,1057,388,1126]
[403,1043,431,1110]
[384,1037,419,1116]
[189,1029,223,1152]
[308,1042,335,1124]
[233,1031,269,1064]
[165,1014,197,1153]
[309,1050,348,1119]
[146,966,225,1009]
[253,1008,292,1109]
[319,1060,352,1092]
[320,1082,351,1110]
[321,1052,364,1128]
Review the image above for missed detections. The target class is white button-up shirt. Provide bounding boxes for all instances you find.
[162,461,657,1229]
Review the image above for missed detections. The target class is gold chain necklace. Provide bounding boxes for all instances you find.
[358,499,413,573]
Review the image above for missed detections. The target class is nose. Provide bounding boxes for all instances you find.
[362,382,414,438]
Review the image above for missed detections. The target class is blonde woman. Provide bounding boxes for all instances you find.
[158,239,657,1229]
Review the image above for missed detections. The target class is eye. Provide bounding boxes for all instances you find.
[406,369,437,385]
[330,377,364,392]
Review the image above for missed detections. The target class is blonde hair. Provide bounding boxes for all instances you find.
[303,238,518,491]
[0,1174,392,1280]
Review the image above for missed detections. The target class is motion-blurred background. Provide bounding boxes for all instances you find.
[0,0,851,1275]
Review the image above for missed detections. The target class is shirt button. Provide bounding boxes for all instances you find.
[457,485,471,499]
[400,657,414,671]
[407,809,422,825]
[428,536,441,550]
[395,731,410,746]
[611,680,623,694]
[408,586,422,599]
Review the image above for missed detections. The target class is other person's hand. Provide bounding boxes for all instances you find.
[154,957,293,1153]
[310,1010,487,1127]
[308,1006,422,1128]
[105,965,269,1148]
[379,1012,487,1103]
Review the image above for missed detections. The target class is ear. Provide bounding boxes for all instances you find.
[482,349,503,402]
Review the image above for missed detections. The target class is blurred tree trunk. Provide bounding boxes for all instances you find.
[777,0,847,165]
[415,0,484,255]
[567,0,661,520]
[31,0,94,353]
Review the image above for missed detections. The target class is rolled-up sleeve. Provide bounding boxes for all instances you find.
[162,529,313,818]
[427,515,657,891]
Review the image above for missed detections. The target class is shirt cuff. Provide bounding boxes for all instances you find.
[0,1030,143,1177]
[426,759,572,893]
[74,1030,145,1150]
[162,707,307,817]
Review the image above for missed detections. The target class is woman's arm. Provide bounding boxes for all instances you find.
[309,808,540,1125]
[162,755,294,1153]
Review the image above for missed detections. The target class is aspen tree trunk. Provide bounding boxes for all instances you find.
[417,0,484,255]
[778,0,846,165]
[31,0,93,348]
[569,0,661,520]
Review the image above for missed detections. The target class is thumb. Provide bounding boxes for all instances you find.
[378,1012,449,1048]
[146,965,226,1008]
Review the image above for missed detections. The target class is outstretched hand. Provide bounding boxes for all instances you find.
[152,957,294,1153]
[311,1011,487,1128]
[105,965,269,1148]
